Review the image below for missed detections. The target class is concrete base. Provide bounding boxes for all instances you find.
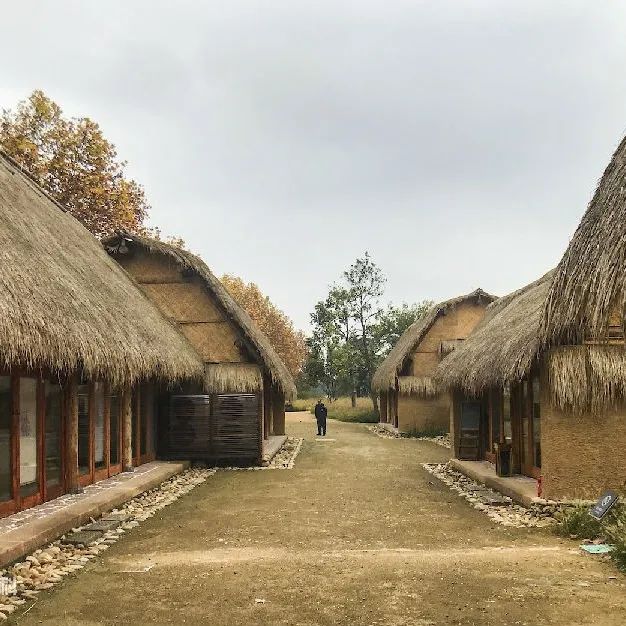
[0,461,189,568]
[262,435,288,463]
[449,459,539,507]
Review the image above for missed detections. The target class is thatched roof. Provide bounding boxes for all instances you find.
[0,152,204,385]
[372,289,496,392]
[204,363,263,394]
[105,233,297,400]
[435,271,555,395]
[543,134,626,344]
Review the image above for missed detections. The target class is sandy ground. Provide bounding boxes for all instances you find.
[14,413,626,625]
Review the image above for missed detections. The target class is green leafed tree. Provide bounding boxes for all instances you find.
[304,252,431,412]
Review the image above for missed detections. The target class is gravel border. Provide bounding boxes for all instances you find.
[423,462,556,528]
[220,437,304,471]
[367,424,451,449]
[0,436,304,620]
[0,468,215,620]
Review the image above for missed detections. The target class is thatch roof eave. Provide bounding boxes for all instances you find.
[372,288,496,392]
[105,233,297,400]
[0,153,204,386]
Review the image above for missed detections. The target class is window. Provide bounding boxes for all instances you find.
[0,377,12,501]
[502,385,512,443]
[94,383,106,470]
[78,384,90,475]
[45,382,63,489]
[19,378,39,497]
[110,393,120,466]
[532,375,541,468]
[490,390,501,451]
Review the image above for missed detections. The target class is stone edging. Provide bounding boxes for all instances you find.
[0,436,305,620]
[0,468,215,620]
[422,463,556,528]
[220,437,304,471]
[367,425,451,449]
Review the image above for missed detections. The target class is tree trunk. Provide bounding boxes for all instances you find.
[370,391,379,415]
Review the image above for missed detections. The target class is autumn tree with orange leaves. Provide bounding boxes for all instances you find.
[221,275,307,378]
[1,90,149,238]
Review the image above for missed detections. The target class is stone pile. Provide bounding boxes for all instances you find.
[368,424,452,449]
[0,468,214,621]
[423,463,556,528]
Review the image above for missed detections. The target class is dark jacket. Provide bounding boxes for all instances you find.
[314,403,327,421]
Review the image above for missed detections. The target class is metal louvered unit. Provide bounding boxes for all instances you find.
[167,395,212,458]
[165,393,261,466]
[213,394,261,466]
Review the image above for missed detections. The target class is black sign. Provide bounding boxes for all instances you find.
[589,490,619,520]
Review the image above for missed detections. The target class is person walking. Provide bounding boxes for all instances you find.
[314,399,328,436]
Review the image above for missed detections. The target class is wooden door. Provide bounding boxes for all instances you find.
[458,401,482,460]
[519,377,541,479]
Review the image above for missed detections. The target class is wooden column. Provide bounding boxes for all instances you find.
[272,388,286,436]
[65,374,81,493]
[262,375,272,439]
[121,386,133,472]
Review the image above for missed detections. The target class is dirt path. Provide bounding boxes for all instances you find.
[16,413,626,625]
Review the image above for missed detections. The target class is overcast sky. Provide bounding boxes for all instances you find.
[2,2,626,330]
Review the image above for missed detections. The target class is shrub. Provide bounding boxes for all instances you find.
[553,504,603,539]
[604,508,626,573]
[405,426,449,439]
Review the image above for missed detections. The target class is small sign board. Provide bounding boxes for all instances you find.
[589,490,619,520]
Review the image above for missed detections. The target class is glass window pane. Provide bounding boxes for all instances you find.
[140,386,152,457]
[521,381,530,465]
[94,383,105,470]
[490,390,501,450]
[132,393,139,459]
[19,378,39,497]
[532,375,541,468]
[502,385,512,443]
[109,393,120,465]
[78,384,90,475]
[0,377,12,501]
[45,382,62,489]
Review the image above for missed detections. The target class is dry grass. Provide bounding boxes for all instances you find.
[0,152,203,386]
[204,363,262,393]
[397,376,438,397]
[290,396,378,423]
[543,134,626,346]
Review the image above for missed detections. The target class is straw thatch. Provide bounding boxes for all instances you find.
[105,233,297,400]
[543,134,626,344]
[372,289,495,392]
[397,376,438,397]
[0,152,204,385]
[435,271,555,395]
[205,363,263,394]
